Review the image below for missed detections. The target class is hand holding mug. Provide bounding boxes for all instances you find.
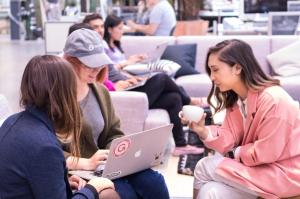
[179,105,208,139]
[180,105,204,123]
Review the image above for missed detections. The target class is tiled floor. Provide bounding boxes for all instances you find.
[0,35,193,198]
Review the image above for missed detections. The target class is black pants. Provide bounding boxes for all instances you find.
[132,73,190,146]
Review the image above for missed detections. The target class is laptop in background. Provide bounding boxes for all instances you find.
[123,72,157,91]
[122,42,169,73]
[69,124,173,180]
[141,42,169,63]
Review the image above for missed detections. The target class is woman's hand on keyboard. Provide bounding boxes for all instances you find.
[87,150,109,170]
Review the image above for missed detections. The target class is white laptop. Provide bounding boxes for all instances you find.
[123,72,158,91]
[69,124,173,180]
[122,42,169,75]
[141,42,169,63]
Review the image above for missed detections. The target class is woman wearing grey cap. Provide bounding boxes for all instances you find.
[63,28,169,199]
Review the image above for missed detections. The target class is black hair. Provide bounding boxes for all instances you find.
[68,23,93,35]
[103,14,124,53]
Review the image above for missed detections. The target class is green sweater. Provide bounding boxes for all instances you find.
[64,83,124,158]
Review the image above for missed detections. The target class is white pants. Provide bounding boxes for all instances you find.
[194,153,258,199]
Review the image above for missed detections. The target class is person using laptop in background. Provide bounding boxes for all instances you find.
[0,55,119,199]
[183,40,300,199]
[63,28,170,199]
[83,13,207,156]
[127,0,176,36]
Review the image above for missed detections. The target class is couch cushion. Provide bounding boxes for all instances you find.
[123,60,180,77]
[121,36,176,58]
[176,36,271,74]
[144,109,170,130]
[275,75,300,101]
[175,74,211,97]
[270,36,300,52]
[161,44,199,78]
[110,91,148,134]
[267,40,300,76]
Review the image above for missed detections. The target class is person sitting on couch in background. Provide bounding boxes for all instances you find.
[182,39,300,199]
[83,13,207,156]
[0,55,118,199]
[127,0,176,36]
[63,28,170,199]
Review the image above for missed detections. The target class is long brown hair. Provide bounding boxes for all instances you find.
[20,55,82,157]
[104,14,124,53]
[205,39,280,113]
[64,55,107,83]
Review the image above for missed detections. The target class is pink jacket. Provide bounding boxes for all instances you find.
[204,86,300,199]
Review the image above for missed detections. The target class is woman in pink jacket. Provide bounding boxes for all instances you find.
[186,39,300,199]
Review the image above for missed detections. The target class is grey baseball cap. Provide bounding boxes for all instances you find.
[63,28,112,68]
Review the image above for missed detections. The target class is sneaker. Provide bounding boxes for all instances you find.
[172,145,205,156]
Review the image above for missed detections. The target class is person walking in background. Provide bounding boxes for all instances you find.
[0,55,119,199]
[127,0,176,36]
[182,39,300,199]
[43,0,61,21]
[63,28,170,199]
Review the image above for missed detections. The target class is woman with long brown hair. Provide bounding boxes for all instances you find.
[0,55,118,199]
[183,39,300,198]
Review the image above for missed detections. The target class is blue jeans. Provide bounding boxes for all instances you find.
[113,169,169,199]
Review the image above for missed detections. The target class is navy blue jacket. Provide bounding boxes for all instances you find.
[0,106,96,199]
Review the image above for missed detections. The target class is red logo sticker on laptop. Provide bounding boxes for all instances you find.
[114,139,131,157]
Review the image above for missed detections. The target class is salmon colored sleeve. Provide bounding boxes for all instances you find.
[239,116,292,166]
[203,108,244,155]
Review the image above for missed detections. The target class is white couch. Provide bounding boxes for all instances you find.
[112,35,300,134]
[110,91,170,134]
[121,35,300,101]
[55,35,299,135]
[110,37,177,134]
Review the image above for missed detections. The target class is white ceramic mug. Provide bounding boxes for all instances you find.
[181,105,204,123]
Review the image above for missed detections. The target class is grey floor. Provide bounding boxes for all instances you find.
[0,35,44,112]
[0,34,193,198]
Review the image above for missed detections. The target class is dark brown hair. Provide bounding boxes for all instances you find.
[68,22,93,35]
[64,55,107,83]
[205,39,280,113]
[20,55,82,157]
[104,14,124,53]
[82,13,103,24]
